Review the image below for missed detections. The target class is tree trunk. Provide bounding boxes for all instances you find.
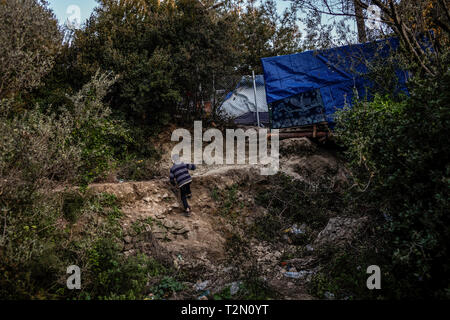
[354,0,367,43]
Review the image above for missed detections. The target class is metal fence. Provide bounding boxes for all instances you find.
[174,71,269,128]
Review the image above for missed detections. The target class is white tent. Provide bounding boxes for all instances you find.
[218,75,269,125]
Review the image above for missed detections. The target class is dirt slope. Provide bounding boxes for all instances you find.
[87,137,351,299]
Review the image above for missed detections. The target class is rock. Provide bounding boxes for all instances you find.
[172,227,189,235]
[124,236,132,244]
[163,219,174,229]
[143,197,151,203]
[166,233,175,241]
[154,232,166,240]
[155,233,166,240]
[273,251,282,258]
[155,213,166,219]
[152,225,166,234]
[314,216,368,248]
[173,221,184,230]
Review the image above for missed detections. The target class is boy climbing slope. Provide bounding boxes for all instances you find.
[169,154,196,216]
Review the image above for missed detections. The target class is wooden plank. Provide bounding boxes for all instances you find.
[268,131,329,140]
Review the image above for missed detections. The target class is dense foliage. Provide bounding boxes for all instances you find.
[289,0,450,299]
[0,0,62,100]
[0,0,449,300]
[0,0,302,300]
[334,71,450,298]
[44,0,302,126]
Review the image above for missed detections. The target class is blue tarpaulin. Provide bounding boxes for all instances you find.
[261,37,409,129]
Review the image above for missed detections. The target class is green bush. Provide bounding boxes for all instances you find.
[0,188,168,300]
[0,71,161,299]
[66,71,134,185]
[64,0,301,126]
[334,70,450,298]
[150,276,184,300]
[0,0,62,100]
[62,191,86,223]
[87,240,166,300]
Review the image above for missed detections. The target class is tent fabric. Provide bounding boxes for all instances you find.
[219,75,269,125]
[261,37,408,128]
[234,111,270,126]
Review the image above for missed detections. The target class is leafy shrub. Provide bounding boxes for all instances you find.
[87,240,166,300]
[308,241,391,300]
[0,187,168,300]
[0,71,132,188]
[150,276,184,300]
[0,0,62,100]
[213,184,243,217]
[66,0,301,126]
[62,191,86,223]
[0,71,158,299]
[334,70,450,298]
[117,158,161,182]
[67,71,134,185]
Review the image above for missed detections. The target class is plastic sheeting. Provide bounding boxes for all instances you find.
[270,89,326,128]
[234,111,270,126]
[261,37,409,128]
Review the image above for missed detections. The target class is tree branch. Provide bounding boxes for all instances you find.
[388,0,435,76]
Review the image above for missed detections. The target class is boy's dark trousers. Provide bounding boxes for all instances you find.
[179,183,192,210]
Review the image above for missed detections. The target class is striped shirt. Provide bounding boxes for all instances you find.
[170,162,196,187]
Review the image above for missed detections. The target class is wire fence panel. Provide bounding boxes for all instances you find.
[175,71,272,128]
